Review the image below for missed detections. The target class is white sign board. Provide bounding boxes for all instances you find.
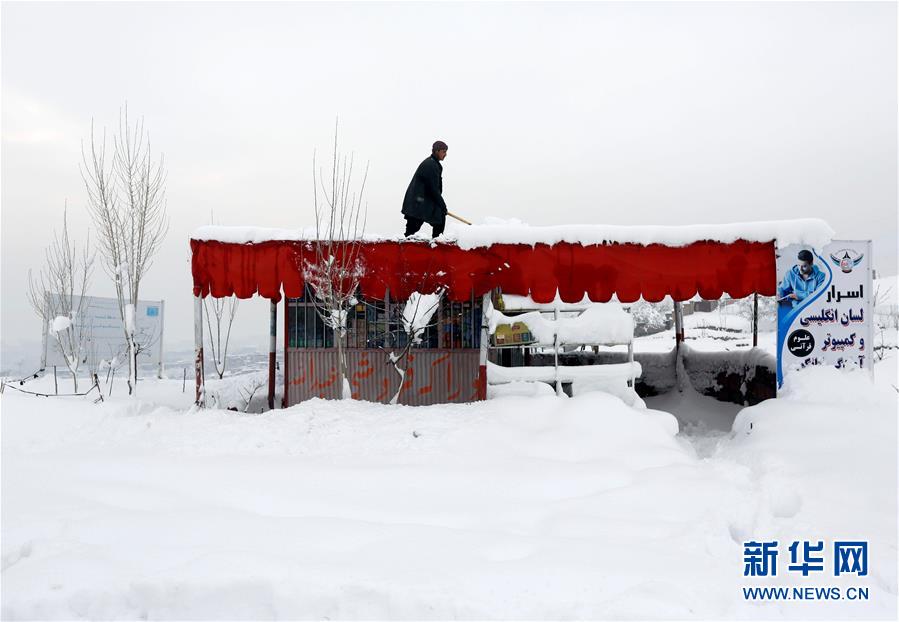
[776,240,872,387]
[42,294,165,374]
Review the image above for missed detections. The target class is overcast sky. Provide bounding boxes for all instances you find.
[2,1,896,362]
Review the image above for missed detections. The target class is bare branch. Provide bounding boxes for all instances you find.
[26,205,96,391]
[82,105,168,395]
[301,119,369,399]
[204,295,239,378]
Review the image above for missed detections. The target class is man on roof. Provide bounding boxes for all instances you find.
[777,249,827,308]
[402,140,448,238]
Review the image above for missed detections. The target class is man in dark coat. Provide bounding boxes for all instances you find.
[402,140,448,238]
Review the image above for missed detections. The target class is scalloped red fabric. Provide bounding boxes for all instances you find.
[190,239,776,303]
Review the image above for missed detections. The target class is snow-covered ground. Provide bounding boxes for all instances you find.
[2,344,896,619]
[634,306,777,355]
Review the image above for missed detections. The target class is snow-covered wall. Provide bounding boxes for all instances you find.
[529,350,676,395]
[680,345,776,405]
[529,346,775,405]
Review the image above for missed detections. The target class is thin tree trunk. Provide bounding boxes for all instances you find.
[128,337,136,394]
[336,329,348,399]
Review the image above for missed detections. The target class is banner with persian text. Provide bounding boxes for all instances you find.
[776,240,872,387]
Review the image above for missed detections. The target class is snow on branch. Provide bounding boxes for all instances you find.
[381,289,445,405]
[81,104,169,395]
[300,119,369,400]
[402,291,442,344]
[27,206,96,392]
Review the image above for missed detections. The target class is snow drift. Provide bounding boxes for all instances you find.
[1,364,895,620]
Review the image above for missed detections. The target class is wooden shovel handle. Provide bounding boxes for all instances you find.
[447,211,473,226]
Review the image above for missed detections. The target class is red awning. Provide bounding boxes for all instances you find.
[190,239,776,303]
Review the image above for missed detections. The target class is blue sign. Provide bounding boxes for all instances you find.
[776,241,872,387]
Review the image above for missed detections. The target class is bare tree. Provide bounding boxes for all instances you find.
[732,294,776,333]
[204,296,239,379]
[382,290,443,405]
[629,299,667,336]
[301,120,369,399]
[239,375,266,413]
[81,105,169,395]
[873,281,896,360]
[133,320,162,369]
[27,206,96,391]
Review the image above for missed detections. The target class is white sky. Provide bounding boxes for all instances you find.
[2,1,896,360]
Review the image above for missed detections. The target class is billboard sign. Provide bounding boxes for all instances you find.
[42,294,165,374]
[776,240,872,387]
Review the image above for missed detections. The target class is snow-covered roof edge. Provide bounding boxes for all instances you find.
[191,218,834,249]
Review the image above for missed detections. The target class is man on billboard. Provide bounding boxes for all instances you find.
[777,249,827,309]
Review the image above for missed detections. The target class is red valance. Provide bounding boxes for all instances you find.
[190,238,776,303]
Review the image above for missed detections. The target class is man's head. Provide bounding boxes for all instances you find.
[797,249,814,275]
[432,140,448,161]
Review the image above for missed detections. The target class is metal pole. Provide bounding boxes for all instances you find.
[41,292,49,369]
[752,293,758,348]
[53,366,58,395]
[628,342,635,388]
[282,297,289,408]
[673,301,685,393]
[478,292,491,400]
[194,295,205,407]
[554,306,561,396]
[674,301,684,347]
[268,300,277,410]
[157,299,166,379]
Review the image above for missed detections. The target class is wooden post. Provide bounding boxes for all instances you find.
[752,293,759,347]
[268,300,277,410]
[194,295,205,407]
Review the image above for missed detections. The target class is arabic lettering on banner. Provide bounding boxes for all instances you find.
[776,240,873,388]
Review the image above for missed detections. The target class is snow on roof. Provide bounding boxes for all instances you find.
[449,217,834,249]
[488,301,634,346]
[192,217,834,249]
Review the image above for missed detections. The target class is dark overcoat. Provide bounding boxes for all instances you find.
[402,155,447,225]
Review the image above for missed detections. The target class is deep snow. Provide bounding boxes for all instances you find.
[1,356,896,619]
